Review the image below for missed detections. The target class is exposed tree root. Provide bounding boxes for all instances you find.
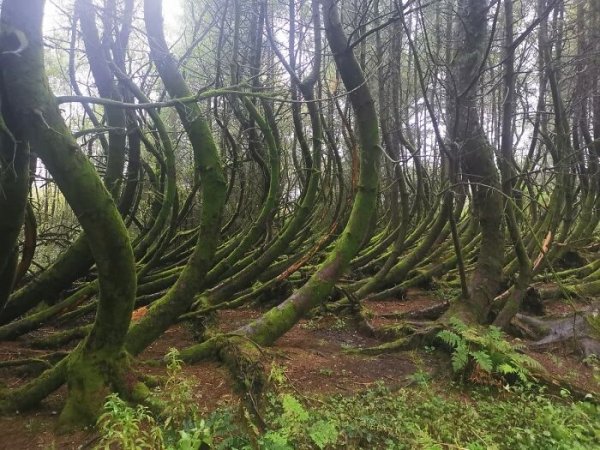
[379,301,450,321]
[354,322,443,355]
[340,287,376,337]
[28,324,93,350]
[513,304,600,357]
[354,300,600,400]
[177,332,268,435]
[58,348,132,429]
[218,335,268,433]
[0,357,68,414]
[0,351,68,376]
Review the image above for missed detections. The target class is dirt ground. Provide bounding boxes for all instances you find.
[0,288,598,449]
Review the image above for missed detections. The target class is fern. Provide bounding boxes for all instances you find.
[485,326,503,341]
[511,353,543,373]
[437,318,540,385]
[281,393,309,423]
[437,329,463,348]
[448,316,469,333]
[452,341,470,372]
[497,363,517,375]
[471,350,493,373]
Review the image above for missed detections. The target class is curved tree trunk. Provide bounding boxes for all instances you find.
[0,0,136,427]
[0,106,29,310]
[181,0,380,360]
[448,0,504,323]
[124,0,227,354]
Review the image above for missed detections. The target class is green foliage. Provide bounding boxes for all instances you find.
[588,313,600,338]
[433,286,461,302]
[407,368,431,386]
[159,348,203,431]
[437,317,542,383]
[96,394,162,450]
[259,393,338,450]
[268,362,287,386]
[331,318,347,331]
[205,382,599,449]
[94,346,597,450]
[95,349,212,450]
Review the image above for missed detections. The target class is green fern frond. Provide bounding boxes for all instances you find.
[512,354,543,371]
[448,317,469,333]
[497,363,517,375]
[437,330,463,348]
[487,326,503,339]
[471,350,494,373]
[452,342,469,372]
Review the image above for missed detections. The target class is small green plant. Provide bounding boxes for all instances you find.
[96,394,162,450]
[408,369,431,386]
[268,362,287,386]
[331,317,347,331]
[160,349,200,427]
[340,342,355,351]
[583,353,599,368]
[433,286,461,302]
[95,348,212,450]
[583,354,600,384]
[260,393,339,449]
[437,317,542,384]
[203,380,599,449]
[301,318,320,330]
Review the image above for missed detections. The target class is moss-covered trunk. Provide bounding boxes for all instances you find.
[0,0,129,322]
[449,0,504,322]
[0,0,136,426]
[181,0,380,359]
[124,0,227,355]
[493,0,532,329]
[0,105,29,310]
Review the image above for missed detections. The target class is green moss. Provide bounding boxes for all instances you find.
[1,0,137,425]
[58,347,130,429]
[129,381,152,404]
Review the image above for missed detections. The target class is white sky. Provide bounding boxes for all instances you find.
[43,0,183,36]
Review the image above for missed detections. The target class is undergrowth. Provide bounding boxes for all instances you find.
[95,348,599,449]
[437,317,542,384]
[95,349,211,450]
[209,382,599,449]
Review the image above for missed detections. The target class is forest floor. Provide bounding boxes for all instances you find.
[0,289,599,449]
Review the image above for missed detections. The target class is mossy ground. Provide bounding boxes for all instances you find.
[0,291,598,449]
[208,380,599,449]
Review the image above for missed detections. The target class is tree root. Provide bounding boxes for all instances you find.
[0,357,68,414]
[178,333,268,434]
[218,335,268,433]
[512,304,600,357]
[0,351,68,377]
[28,324,92,349]
[340,287,376,337]
[354,314,599,403]
[58,347,131,429]
[353,322,443,355]
[379,301,450,321]
[529,365,599,403]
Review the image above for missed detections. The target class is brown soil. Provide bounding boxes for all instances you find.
[0,288,597,449]
[529,350,600,395]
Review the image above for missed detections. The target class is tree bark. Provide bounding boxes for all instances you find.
[0,0,136,426]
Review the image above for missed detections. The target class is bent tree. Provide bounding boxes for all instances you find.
[0,0,599,430]
[446,0,505,323]
[0,0,136,426]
